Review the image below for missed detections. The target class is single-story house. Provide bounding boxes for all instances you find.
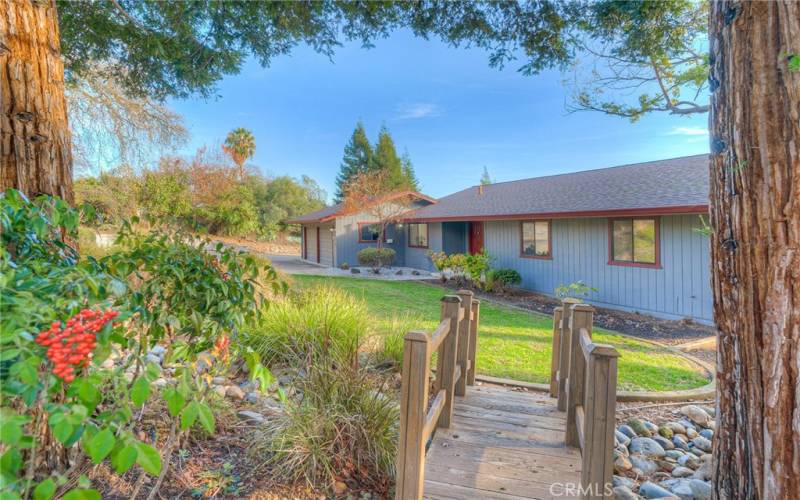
[290,155,712,324]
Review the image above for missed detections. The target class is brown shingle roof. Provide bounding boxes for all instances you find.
[405,155,709,222]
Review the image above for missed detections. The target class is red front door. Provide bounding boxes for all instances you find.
[469,222,484,254]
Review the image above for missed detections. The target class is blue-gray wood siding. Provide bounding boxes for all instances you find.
[483,215,712,323]
[405,222,442,271]
[334,214,406,268]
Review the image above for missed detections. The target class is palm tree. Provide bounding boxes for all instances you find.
[222,128,256,180]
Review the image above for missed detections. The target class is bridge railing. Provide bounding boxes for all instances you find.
[395,290,480,500]
[551,301,620,499]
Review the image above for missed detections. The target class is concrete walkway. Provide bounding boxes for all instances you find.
[264,254,330,275]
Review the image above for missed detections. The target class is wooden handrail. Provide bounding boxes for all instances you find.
[551,302,620,500]
[396,292,481,500]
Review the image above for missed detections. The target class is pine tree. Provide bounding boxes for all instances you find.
[400,151,420,191]
[334,122,373,202]
[480,166,492,185]
[372,126,405,190]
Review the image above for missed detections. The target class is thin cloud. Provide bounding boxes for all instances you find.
[395,102,443,120]
[669,126,709,136]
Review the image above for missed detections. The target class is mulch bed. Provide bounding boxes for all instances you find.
[426,280,716,346]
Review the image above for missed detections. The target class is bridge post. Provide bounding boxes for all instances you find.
[396,331,430,500]
[435,296,461,428]
[549,306,563,397]
[454,290,473,396]
[557,298,581,410]
[466,298,480,385]
[582,344,620,499]
[565,303,594,447]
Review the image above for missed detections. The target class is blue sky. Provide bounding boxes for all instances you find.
[169,29,709,202]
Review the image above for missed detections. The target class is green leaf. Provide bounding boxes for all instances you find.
[62,489,101,500]
[49,414,74,445]
[134,442,162,476]
[196,402,215,433]
[111,445,137,474]
[180,401,199,431]
[33,478,56,500]
[0,348,20,361]
[130,377,150,406]
[85,428,115,464]
[0,449,22,475]
[77,380,101,409]
[0,492,21,500]
[163,387,185,418]
[0,420,22,446]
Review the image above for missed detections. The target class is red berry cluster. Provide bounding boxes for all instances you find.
[35,308,118,383]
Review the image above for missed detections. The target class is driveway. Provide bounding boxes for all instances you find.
[265,253,329,275]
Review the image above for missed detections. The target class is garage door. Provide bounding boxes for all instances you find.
[319,225,334,267]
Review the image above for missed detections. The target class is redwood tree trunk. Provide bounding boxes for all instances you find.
[1,0,73,203]
[709,2,800,498]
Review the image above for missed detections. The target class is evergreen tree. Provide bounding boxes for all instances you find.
[372,126,405,190]
[334,122,373,202]
[480,166,492,185]
[400,151,420,191]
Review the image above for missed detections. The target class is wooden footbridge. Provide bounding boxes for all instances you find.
[396,293,620,499]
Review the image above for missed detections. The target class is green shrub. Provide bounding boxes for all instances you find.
[242,284,368,368]
[357,247,396,272]
[465,249,491,283]
[555,280,598,300]
[254,365,398,491]
[485,268,521,293]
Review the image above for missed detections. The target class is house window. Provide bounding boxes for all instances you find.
[520,220,551,258]
[358,223,382,243]
[408,223,428,248]
[609,218,660,267]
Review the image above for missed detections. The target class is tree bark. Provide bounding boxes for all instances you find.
[1,0,73,203]
[709,2,800,499]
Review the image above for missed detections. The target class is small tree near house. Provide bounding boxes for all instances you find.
[342,170,415,252]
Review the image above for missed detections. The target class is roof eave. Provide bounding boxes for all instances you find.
[403,204,709,223]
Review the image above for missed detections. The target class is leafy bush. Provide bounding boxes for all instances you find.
[464,249,491,283]
[555,280,598,300]
[254,365,398,492]
[0,189,278,499]
[486,267,522,293]
[243,285,368,369]
[357,247,396,272]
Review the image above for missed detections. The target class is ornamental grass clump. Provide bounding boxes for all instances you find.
[253,364,398,493]
[243,284,369,369]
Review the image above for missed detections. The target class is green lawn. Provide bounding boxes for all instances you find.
[291,275,709,392]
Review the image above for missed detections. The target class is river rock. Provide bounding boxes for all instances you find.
[663,478,693,499]
[699,429,713,440]
[237,410,265,424]
[616,429,631,446]
[226,385,246,400]
[144,353,162,366]
[619,424,638,439]
[657,459,677,473]
[153,378,168,388]
[680,405,710,427]
[686,427,699,439]
[211,377,227,385]
[627,418,652,437]
[665,450,685,460]
[692,436,712,452]
[244,391,260,404]
[350,267,361,274]
[678,418,697,431]
[664,422,687,435]
[213,385,227,397]
[677,454,700,469]
[613,475,636,489]
[658,426,674,439]
[690,447,705,457]
[690,479,712,500]
[630,455,659,476]
[630,437,666,458]
[653,435,675,451]
[644,421,659,434]
[613,486,638,500]
[672,435,690,451]
[638,481,673,499]
[614,455,633,473]
[672,466,694,478]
